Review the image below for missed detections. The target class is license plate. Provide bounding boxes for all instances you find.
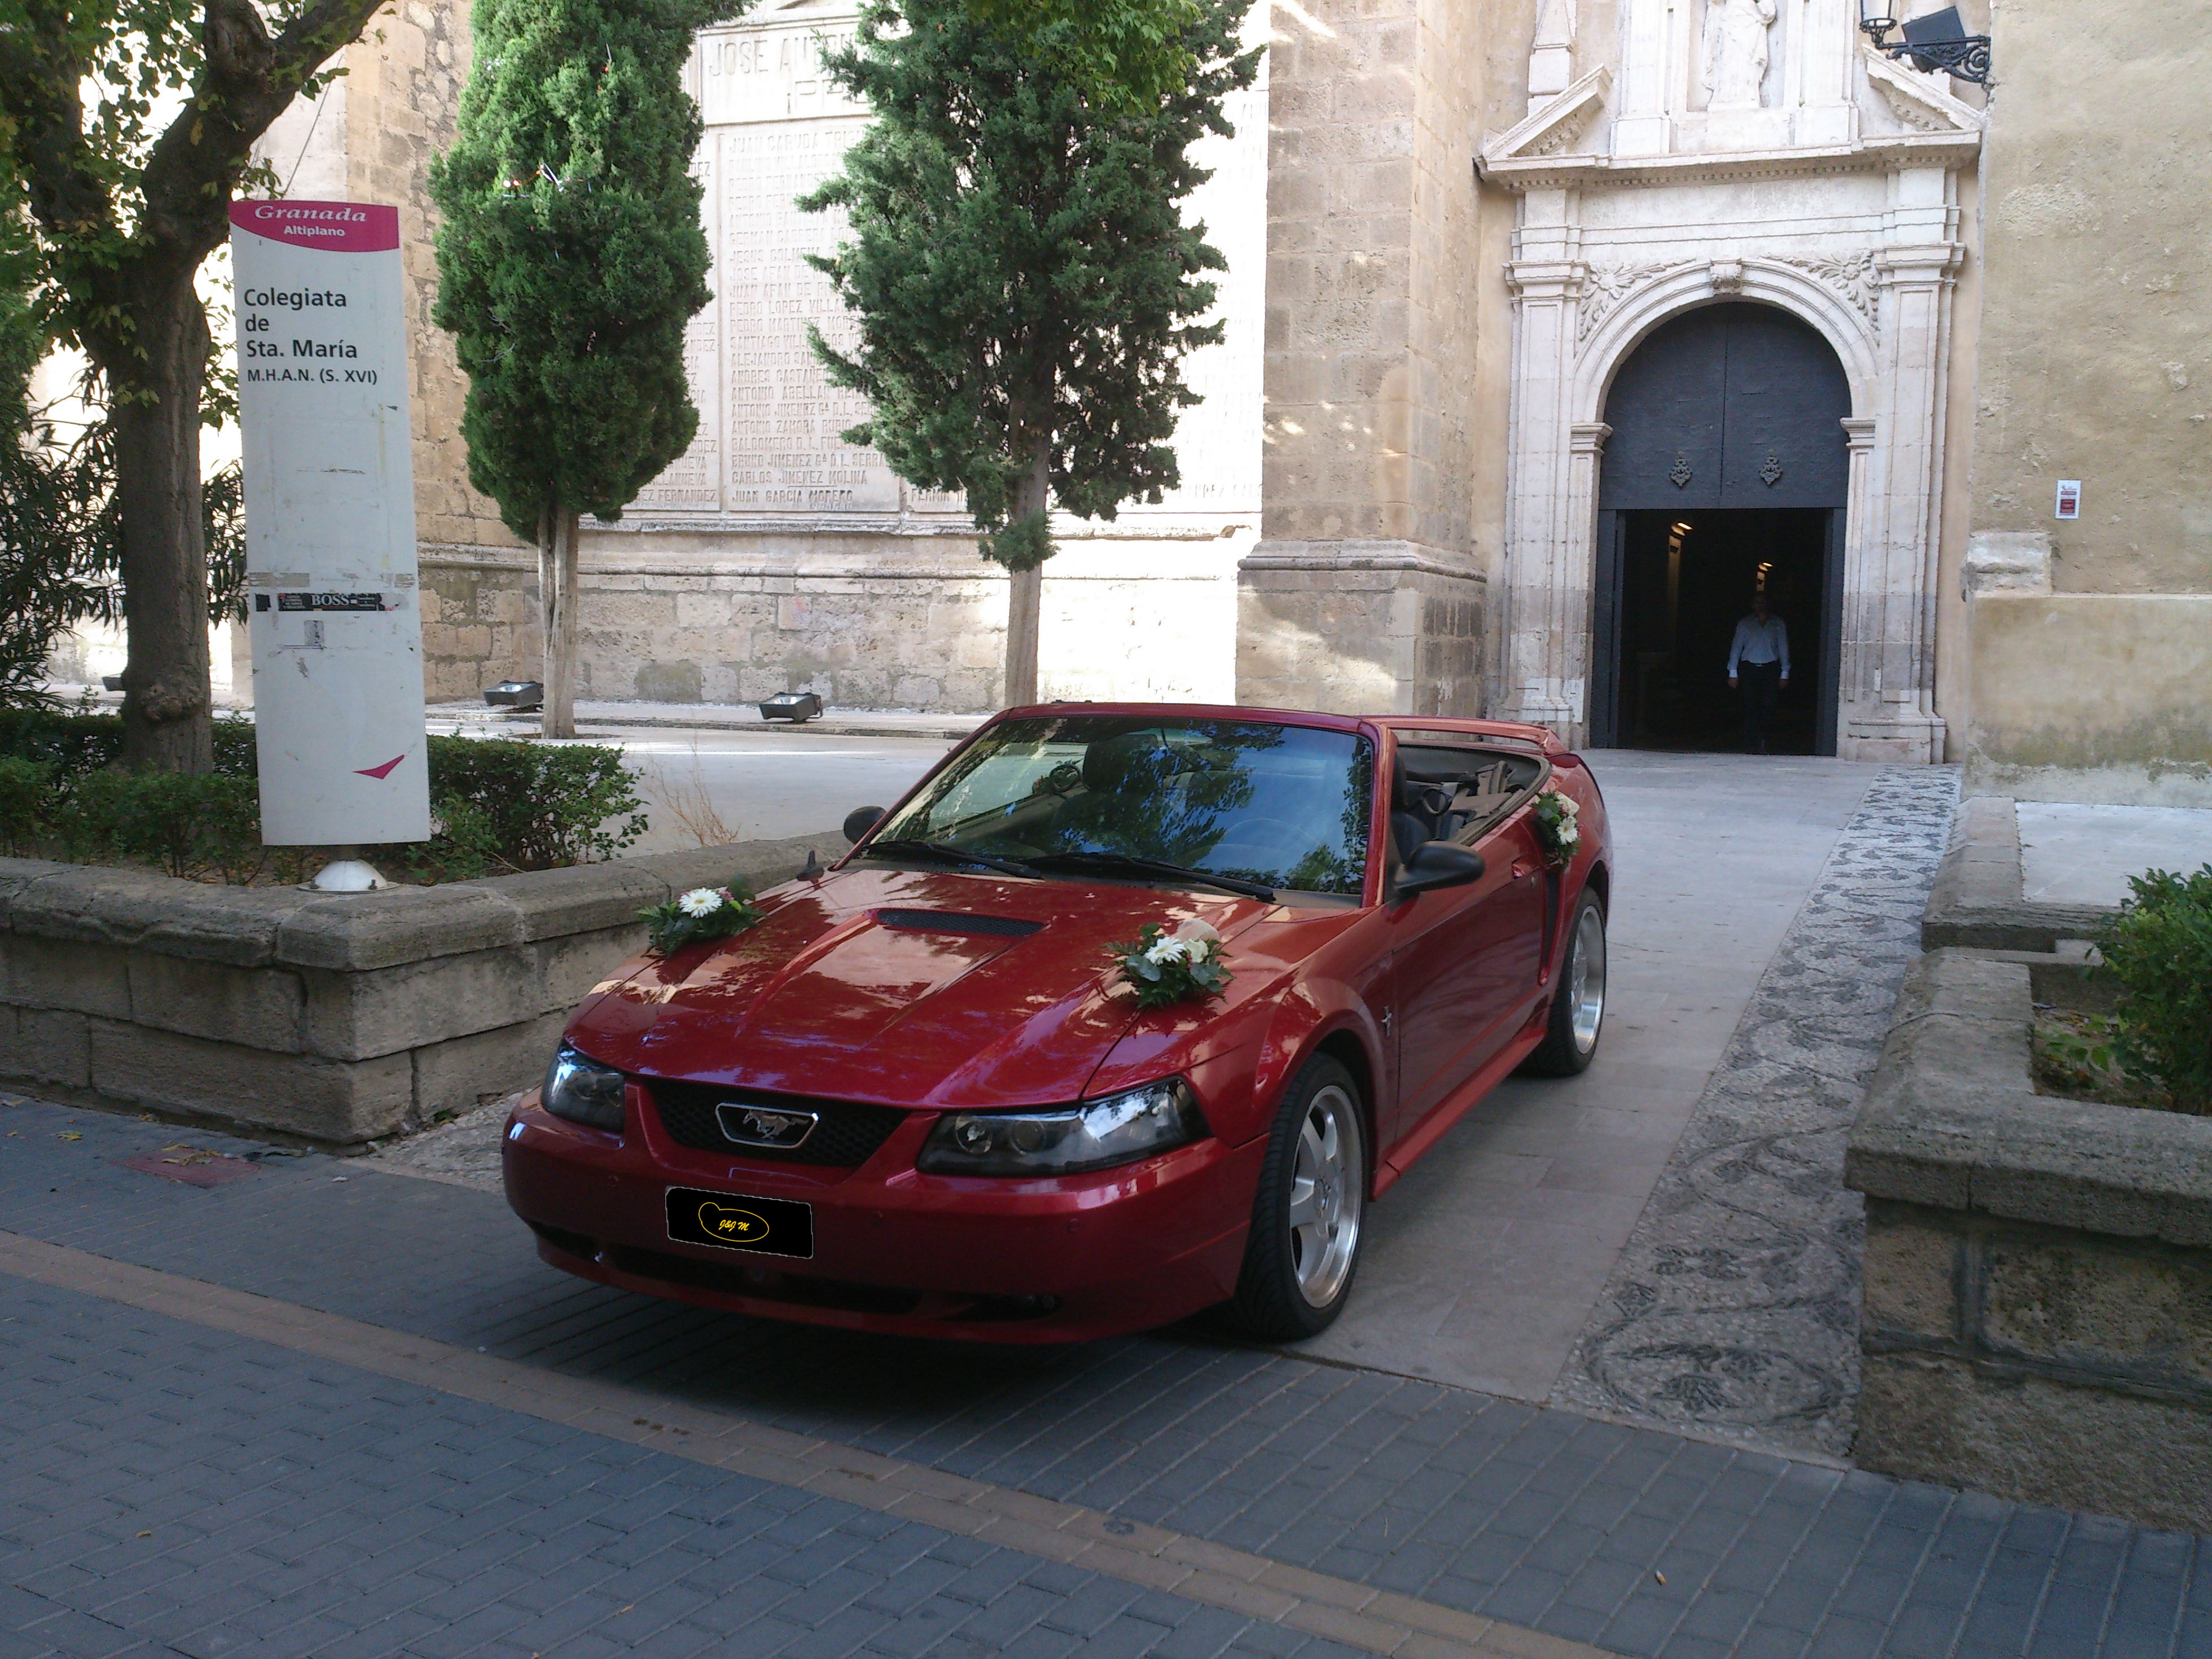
[665,1187,814,1259]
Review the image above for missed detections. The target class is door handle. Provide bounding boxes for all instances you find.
[1512,858,1540,880]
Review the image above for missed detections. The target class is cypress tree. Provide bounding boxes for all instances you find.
[431,0,744,738]
[966,0,1203,111]
[801,0,1258,706]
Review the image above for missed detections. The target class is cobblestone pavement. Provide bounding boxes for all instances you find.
[5,1093,2208,1659]
[1553,768,1960,1459]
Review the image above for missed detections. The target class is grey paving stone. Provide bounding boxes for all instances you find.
[0,1287,1301,1659]
[7,1095,2211,1659]
[1727,1622,1811,1659]
[1032,1577,1144,1639]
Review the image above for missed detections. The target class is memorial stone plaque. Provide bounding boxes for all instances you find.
[634,2,1265,525]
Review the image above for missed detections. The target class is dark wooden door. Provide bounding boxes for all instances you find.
[1599,303,1850,511]
[1590,511,1627,749]
[1594,304,1852,752]
[1816,507,1844,756]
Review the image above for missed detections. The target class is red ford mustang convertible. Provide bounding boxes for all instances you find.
[503,706,1611,1342]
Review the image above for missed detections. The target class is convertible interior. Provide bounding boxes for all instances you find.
[1388,743,1550,863]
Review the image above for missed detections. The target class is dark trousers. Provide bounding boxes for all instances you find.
[1738,660,1781,752]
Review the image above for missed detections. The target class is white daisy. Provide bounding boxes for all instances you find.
[677,888,723,918]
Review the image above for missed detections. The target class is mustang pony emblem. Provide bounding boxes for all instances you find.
[714,1101,818,1149]
[697,1201,769,1243]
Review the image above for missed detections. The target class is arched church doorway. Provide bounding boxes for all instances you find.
[1588,302,1850,754]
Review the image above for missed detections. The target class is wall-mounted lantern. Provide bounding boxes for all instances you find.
[1858,2,1992,85]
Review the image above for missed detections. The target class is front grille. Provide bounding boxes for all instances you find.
[876,908,1042,938]
[648,1079,907,1168]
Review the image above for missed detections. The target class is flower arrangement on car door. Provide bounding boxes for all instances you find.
[1113,917,1232,1008]
[1530,789,1581,868]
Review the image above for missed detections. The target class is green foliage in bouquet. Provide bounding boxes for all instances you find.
[1530,788,1583,868]
[641,882,763,956]
[1112,918,1230,1010]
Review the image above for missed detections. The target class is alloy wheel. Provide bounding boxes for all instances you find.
[1569,901,1607,1054]
[1286,1083,1363,1307]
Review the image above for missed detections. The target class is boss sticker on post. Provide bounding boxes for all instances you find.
[665,1187,814,1258]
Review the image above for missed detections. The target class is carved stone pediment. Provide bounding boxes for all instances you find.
[1860,47,1985,138]
[1482,68,1611,168]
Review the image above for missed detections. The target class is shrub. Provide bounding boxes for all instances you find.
[0,708,124,776]
[210,716,258,776]
[2102,864,2212,1114]
[406,736,648,874]
[0,756,55,855]
[0,709,648,881]
[62,770,270,883]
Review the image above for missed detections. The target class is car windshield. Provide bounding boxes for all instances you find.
[868,717,1375,898]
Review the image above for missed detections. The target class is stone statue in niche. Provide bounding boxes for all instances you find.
[1702,0,1777,110]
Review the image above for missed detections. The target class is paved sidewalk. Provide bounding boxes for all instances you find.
[1306,754,1888,1403]
[3,1096,2206,1659]
[1553,767,1957,1460]
[2016,803,2212,907]
[6,1274,1348,1659]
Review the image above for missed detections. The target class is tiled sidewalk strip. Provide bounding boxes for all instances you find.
[3,1097,2209,1659]
[0,1229,1595,1659]
[2,1278,1344,1659]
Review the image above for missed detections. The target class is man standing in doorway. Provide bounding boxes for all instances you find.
[1727,592,1790,754]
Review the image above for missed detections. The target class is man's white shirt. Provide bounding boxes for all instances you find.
[1728,615,1790,678]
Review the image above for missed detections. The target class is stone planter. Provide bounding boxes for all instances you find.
[0,833,844,1147]
[1846,949,2212,1532]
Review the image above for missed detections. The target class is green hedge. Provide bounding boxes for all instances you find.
[2102,865,2212,1114]
[0,712,647,884]
[408,736,648,879]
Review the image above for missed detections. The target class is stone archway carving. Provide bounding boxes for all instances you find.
[1498,242,1956,763]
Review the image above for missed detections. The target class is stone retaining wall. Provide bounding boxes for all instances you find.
[1846,949,2212,1533]
[0,834,845,1146]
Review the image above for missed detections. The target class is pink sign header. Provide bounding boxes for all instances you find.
[229,199,399,253]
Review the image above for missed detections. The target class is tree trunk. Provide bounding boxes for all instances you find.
[1002,446,1051,707]
[1004,567,1042,707]
[540,508,581,739]
[113,279,214,774]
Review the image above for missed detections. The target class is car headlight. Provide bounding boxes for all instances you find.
[542,1043,626,1132]
[918,1078,1207,1176]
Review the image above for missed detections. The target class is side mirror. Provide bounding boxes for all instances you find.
[1394,840,1485,897]
[842,806,887,845]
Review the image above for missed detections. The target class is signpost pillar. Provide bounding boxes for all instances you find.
[229,199,430,886]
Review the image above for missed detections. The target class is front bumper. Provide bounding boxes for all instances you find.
[501,1089,1263,1342]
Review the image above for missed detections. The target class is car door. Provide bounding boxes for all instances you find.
[1381,795,1548,1150]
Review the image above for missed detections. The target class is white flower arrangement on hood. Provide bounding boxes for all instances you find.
[1114,916,1231,1008]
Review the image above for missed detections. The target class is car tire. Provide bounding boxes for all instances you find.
[1521,889,1607,1077]
[1228,1053,1368,1341]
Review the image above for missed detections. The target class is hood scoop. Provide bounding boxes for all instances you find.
[874,908,1043,939]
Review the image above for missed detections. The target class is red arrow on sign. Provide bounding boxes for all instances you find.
[356,754,406,780]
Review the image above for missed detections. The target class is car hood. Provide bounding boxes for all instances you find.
[566,864,1357,1109]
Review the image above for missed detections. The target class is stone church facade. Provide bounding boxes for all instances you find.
[274,0,2208,801]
